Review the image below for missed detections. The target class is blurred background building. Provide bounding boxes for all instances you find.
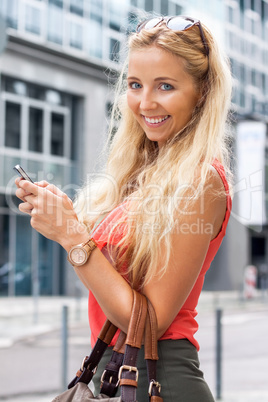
[0,0,267,297]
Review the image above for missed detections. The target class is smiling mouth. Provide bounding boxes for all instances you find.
[143,115,169,124]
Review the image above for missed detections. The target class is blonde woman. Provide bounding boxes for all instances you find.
[16,15,232,401]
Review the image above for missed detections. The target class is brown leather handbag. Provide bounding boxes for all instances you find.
[52,290,163,402]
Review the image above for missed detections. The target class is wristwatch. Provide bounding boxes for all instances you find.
[68,238,97,267]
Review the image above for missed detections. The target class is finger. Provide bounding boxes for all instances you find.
[24,193,36,205]
[18,179,39,196]
[45,183,66,196]
[19,201,34,215]
[15,187,33,201]
[15,177,23,188]
[35,180,50,188]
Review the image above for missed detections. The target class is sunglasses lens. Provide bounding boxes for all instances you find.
[167,17,194,31]
[137,17,163,32]
[136,16,209,57]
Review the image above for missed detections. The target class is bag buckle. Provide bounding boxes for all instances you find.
[118,365,139,382]
[148,380,161,396]
[100,369,120,387]
[80,356,97,374]
[80,356,87,371]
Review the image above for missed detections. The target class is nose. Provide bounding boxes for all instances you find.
[139,89,158,111]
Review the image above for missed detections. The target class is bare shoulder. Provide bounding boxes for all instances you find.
[207,164,225,191]
[205,165,227,238]
[192,163,226,202]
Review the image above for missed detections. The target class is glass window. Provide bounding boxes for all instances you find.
[240,64,245,83]
[228,5,234,23]
[39,236,53,295]
[90,0,102,23]
[25,4,41,35]
[261,0,266,21]
[232,86,238,105]
[51,113,64,156]
[109,0,121,31]
[5,102,21,149]
[49,0,63,7]
[251,69,257,86]
[161,0,168,15]
[127,11,138,33]
[29,84,45,100]
[145,0,153,12]
[70,0,83,16]
[5,78,27,96]
[0,214,9,296]
[15,215,32,296]
[240,90,245,107]
[89,19,102,58]
[261,73,266,95]
[29,107,43,153]
[47,3,63,44]
[109,38,120,62]
[240,7,244,29]
[1,0,18,29]
[175,5,182,15]
[69,21,83,49]
[46,90,62,105]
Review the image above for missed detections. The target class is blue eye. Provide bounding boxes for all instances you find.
[129,82,142,89]
[160,83,173,91]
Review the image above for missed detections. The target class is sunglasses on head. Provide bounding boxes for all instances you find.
[136,15,209,57]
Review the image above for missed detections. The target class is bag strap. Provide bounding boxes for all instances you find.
[100,296,162,401]
[68,320,118,389]
[68,290,145,390]
[68,291,163,402]
[145,299,162,400]
[118,291,148,402]
[99,331,126,396]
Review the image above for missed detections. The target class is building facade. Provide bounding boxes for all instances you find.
[0,0,268,297]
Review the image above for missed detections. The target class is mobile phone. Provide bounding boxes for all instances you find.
[13,165,34,183]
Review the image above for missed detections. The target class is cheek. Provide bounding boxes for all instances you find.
[127,92,139,114]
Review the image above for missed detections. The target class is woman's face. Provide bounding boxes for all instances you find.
[127,45,200,148]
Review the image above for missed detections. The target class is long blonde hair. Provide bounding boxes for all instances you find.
[75,17,233,289]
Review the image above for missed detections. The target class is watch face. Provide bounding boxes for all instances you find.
[70,247,87,266]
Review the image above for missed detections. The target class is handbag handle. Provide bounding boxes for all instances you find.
[100,295,162,401]
[68,291,162,401]
[68,290,147,389]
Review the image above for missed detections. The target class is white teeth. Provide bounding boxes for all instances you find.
[145,115,168,124]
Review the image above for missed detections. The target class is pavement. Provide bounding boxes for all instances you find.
[0,290,268,402]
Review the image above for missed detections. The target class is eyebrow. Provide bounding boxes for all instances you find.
[127,76,178,82]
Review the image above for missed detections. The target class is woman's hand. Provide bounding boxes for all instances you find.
[15,178,88,250]
[15,177,49,214]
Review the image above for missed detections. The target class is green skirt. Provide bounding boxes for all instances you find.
[93,339,215,402]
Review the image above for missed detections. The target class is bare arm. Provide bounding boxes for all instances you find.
[15,168,226,338]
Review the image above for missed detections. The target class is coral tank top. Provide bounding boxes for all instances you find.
[88,159,232,350]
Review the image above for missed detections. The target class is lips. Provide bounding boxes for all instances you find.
[142,115,171,128]
[144,115,169,124]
